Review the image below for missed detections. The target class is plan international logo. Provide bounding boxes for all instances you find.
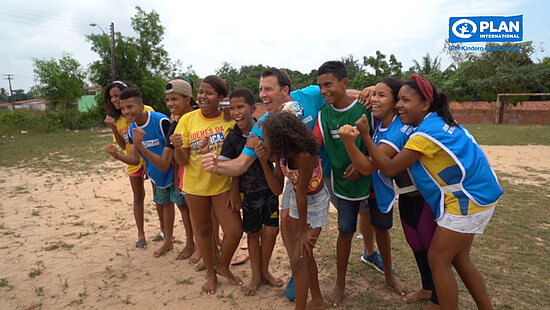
[449,15,523,43]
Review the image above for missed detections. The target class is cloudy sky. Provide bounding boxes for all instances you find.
[0,0,548,92]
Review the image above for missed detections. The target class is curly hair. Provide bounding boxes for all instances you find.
[261,112,319,162]
[104,80,133,119]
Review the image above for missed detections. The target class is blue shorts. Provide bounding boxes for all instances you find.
[154,184,186,206]
[289,186,330,229]
[335,197,367,234]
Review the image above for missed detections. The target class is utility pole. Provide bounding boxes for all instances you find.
[90,23,117,81]
[3,74,15,110]
[109,22,117,81]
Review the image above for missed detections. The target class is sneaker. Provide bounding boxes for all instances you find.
[361,250,395,274]
[284,276,295,301]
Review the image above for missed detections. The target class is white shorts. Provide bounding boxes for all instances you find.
[437,207,495,234]
[289,186,330,229]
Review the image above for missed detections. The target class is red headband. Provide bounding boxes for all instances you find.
[410,74,433,103]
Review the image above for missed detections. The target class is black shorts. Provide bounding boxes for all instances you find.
[369,197,393,230]
[242,189,280,234]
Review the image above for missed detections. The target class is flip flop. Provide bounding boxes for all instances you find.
[231,254,249,266]
[135,239,147,250]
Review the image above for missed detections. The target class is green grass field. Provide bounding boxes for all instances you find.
[0,124,549,309]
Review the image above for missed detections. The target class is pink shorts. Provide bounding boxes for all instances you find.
[128,167,145,178]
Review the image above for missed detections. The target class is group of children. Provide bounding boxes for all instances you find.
[104,60,502,310]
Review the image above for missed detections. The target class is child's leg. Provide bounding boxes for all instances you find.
[260,225,282,286]
[213,212,223,249]
[242,231,261,295]
[211,191,243,286]
[400,196,436,303]
[129,175,146,244]
[452,234,492,310]
[307,227,324,310]
[428,226,472,310]
[175,203,195,260]
[359,210,376,255]
[259,192,282,287]
[370,198,410,295]
[184,194,217,294]
[154,203,174,257]
[328,198,360,307]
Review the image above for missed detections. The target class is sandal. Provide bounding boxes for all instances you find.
[135,238,147,250]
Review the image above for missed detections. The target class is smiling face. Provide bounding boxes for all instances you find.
[229,96,255,133]
[197,82,224,117]
[371,82,398,123]
[120,97,144,124]
[166,92,191,117]
[396,85,430,127]
[259,75,288,113]
[317,73,347,107]
[109,87,122,110]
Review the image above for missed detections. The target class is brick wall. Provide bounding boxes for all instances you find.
[450,101,550,124]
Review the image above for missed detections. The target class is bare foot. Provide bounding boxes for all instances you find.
[308,299,326,310]
[241,277,262,296]
[153,241,173,258]
[215,265,243,286]
[385,273,410,296]
[189,248,201,263]
[175,243,195,260]
[326,285,345,307]
[202,275,217,295]
[195,260,206,272]
[423,301,440,310]
[404,289,432,303]
[262,271,283,287]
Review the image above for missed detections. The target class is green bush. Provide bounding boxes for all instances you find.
[0,108,105,135]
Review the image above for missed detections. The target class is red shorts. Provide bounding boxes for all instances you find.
[128,167,145,178]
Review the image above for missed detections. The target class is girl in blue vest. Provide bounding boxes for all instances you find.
[359,74,502,310]
[339,77,438,308]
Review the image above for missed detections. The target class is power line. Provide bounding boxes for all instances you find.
[0,3,92,26]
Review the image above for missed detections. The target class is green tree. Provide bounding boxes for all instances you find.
[87,6,181,114]
[32,53,85,129]
[341,54,369,89]
[363,51,403,86]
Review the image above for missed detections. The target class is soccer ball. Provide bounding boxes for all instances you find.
[280,101,304,118]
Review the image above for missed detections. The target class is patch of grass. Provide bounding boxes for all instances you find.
[34,286,44,296]
[0,128,111,172]
[29,261,45,278]
[465,124,550,145]
[31,209,40,216]
[0,278,14,289]
[173,277,193,285]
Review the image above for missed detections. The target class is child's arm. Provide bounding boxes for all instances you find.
[339,125,378,175]
[171,133,191,167]
[295,152,318,257]
[105,143,140,166]
[104,115,126,149]
[132,128,173,172]
[256,141,284,195]
[227,177,242,212]
[359,116,421,177]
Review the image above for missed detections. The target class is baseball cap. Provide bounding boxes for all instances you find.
[165,79,192,97]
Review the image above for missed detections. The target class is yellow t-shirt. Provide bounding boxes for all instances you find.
[405,135,493,215]
[174,110,235,196]
[113,105,154,174]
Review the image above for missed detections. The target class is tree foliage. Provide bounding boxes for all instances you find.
[87,6,181,114]
[32,53,85,129]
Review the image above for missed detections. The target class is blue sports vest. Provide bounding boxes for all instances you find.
[371,116,417,212]
[408,113,503,219]
[130,111,174,188]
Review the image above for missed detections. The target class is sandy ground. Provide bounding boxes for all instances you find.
[0,145,548,309]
